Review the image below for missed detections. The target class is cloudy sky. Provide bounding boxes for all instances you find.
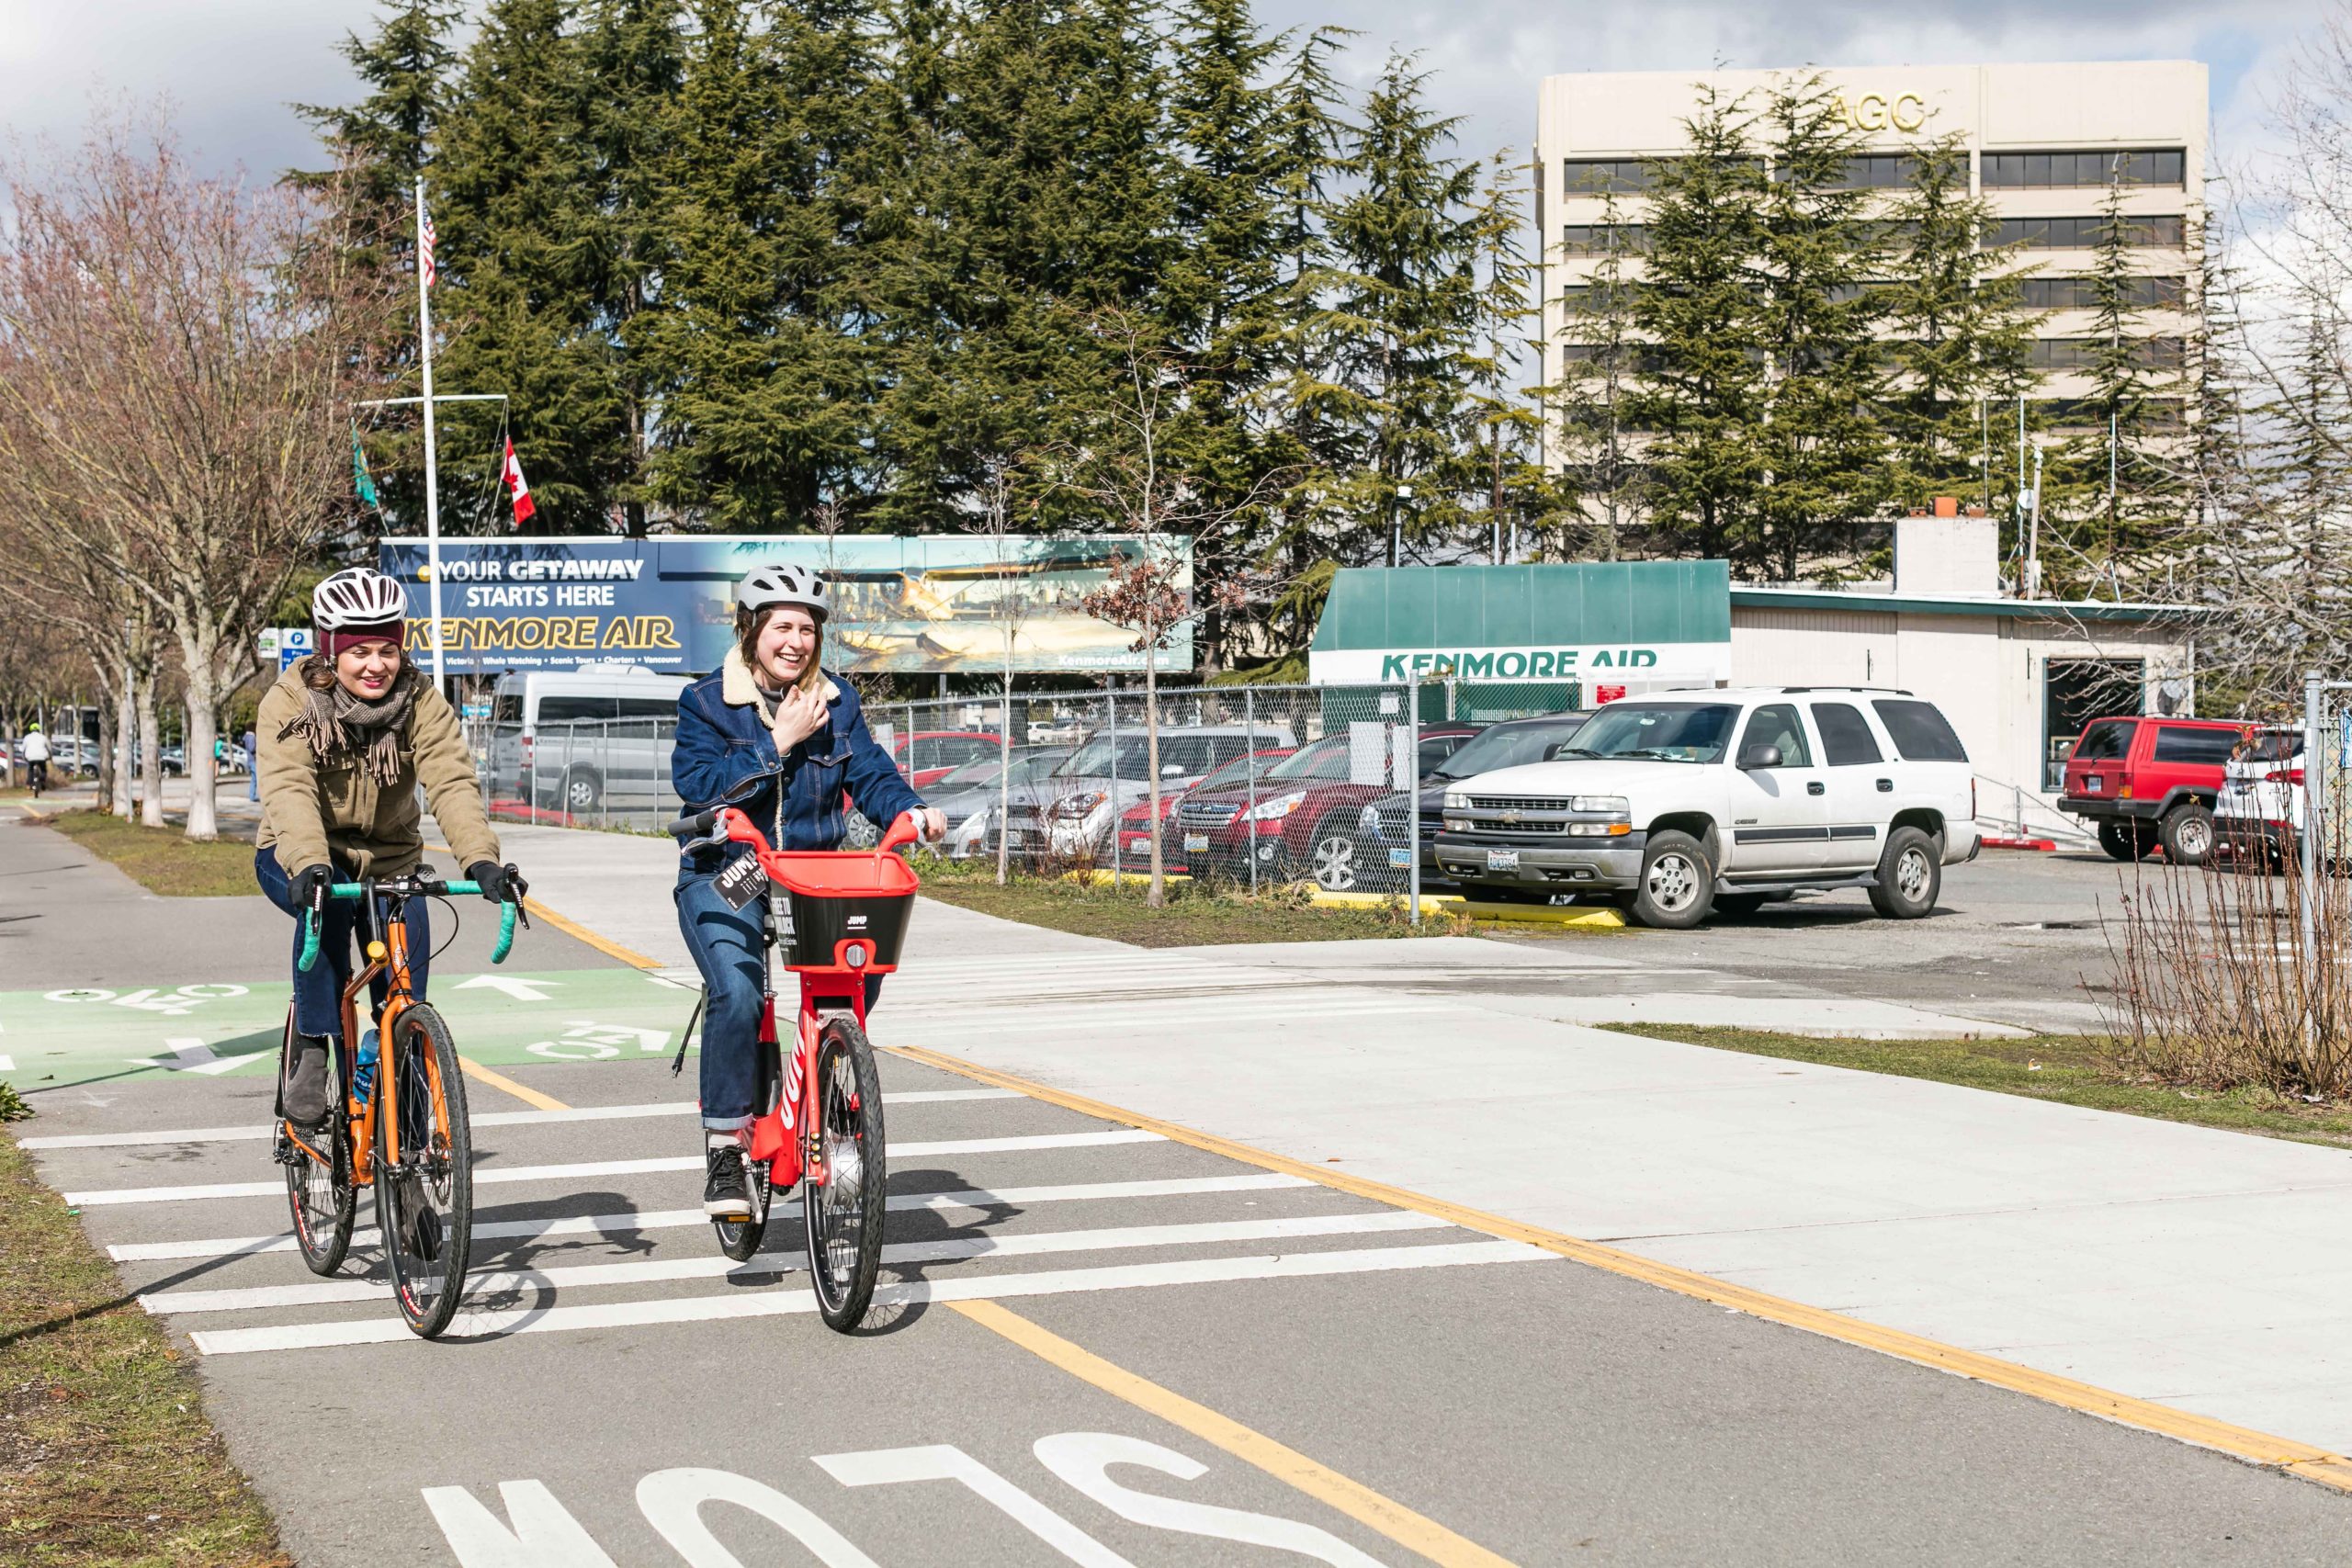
[0,0,2319,186]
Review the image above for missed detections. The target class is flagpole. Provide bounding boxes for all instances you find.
[414,175,446,695]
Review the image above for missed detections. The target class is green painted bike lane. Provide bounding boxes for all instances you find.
[0,969,701,1090]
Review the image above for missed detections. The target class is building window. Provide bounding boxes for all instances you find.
[1983,148,2187,189]
[2021,276,2185,310]
[1563,158,1663,194]
[1831,154,1920,190]
[2030,336,2183,370]
[2037,396,2187,432]
[1561,224,1647,256]
[1989,214,2185,249]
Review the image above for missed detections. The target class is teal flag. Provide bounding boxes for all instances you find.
[351,423,380,509]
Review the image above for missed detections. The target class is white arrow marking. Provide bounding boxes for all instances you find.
[563,1020,671,1052]
[126,1038,262,1076]
[0,1055,13,1072]
[456,975,560,1002]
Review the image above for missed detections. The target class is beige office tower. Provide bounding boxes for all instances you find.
[1533,61,2209,489]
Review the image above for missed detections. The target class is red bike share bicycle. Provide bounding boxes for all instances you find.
[668,806,919,1332]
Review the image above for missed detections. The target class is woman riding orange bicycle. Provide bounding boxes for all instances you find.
[672,563,944,1221]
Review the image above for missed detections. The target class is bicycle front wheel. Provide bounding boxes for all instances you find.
[803,1016,886,1332]
[375,1003,473,1338]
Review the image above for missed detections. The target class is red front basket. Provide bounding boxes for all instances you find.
[767,851,919,972]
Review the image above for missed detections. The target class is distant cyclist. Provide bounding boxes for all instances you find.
[254,567,527,1133]
[673,563,945,1218]
[20,724,49,796]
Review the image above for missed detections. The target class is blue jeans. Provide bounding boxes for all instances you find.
[254,850,431,1037]
[675,876,879,1132]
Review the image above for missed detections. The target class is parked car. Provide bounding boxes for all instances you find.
[1366,712,1595,887]
[486,662,692,814]
[1114,748,1295,873]
[1434,687,1982,928]
[855,745,1075,852]
[2214,726,2347,866]
[1004,725,1298,862]
[2058,714,2246,865]
[1179,726,1481,891]
[883,730,1005,789]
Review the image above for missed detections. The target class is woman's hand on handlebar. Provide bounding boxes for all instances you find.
[902,807,947,844]
[468,861,528,905]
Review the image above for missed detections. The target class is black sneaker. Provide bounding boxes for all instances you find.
[704,1138,752,1219]
[281,1035,334,1132]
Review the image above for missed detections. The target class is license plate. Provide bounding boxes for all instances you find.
[2086,775,2103,792]
[1184,833,1209,852]
[1388,847,1412,868]
[1487,849,1520,872]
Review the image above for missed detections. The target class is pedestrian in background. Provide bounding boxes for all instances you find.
[243,727,258,800]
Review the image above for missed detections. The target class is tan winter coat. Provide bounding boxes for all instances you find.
[255,661,501,879]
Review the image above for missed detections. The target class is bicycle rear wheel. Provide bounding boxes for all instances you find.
[375,1003,473,1338]
[713,1027,777,1262]
[278,1011,355,1276]
[803,1016,886,1332]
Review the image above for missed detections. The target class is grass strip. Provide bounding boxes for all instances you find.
[40,810,256,897]
[1606,1024,2352,1149]
[913,855,1470,948]
[0,1129,287,1567]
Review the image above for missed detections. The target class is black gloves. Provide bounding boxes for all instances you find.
[468,862,528,905]
[289,863,334,910]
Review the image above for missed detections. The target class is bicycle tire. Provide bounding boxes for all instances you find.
[375,1003,473,1338]
[279,1011,355,1276]
[803,1015,887,1333]
[714,1025,778,1262]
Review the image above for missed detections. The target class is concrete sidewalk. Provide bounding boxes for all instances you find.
[499,817,2352,1461]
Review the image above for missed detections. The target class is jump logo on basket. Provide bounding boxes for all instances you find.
[847,914,868,931]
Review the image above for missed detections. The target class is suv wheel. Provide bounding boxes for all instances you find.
[1306,817,1363,892]
[2158,803,2214,866]
[563,767,603,813]
[1631,830,1715,929]
[1868,826,1940,919]
[2097,820,2154,863]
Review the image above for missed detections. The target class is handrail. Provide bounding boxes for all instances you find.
[1973,772,2094,843]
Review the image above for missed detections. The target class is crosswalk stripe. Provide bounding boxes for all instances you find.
[143,1213,1452,1314]
[63,1130,1162,1207]
[107,1174,1317,1263]
[23,1090,1020,1151]
[188,1241,1555,1354]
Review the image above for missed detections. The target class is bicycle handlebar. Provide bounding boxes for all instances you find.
[670,807,926,863]
[296,881,520,972]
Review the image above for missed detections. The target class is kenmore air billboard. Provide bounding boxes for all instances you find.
[378,535,1192,677]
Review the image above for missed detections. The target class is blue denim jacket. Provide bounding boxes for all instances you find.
[671,649,922,884]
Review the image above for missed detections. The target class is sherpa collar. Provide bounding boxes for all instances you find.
[720,646,841,708]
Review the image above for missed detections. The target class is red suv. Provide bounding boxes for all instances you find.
[2060,715,2246,865]
[1175,726,1480,890]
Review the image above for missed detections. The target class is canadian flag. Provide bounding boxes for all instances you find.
[501,436,536,526]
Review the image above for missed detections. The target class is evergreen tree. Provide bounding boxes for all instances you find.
[1883,133,2035,522]
[642,0,884,528]
[1318,52,1485,567]
[1627,85,1769,565]
[432,0,628,530]
[1747,73,1886,581]
[296,0,462,529]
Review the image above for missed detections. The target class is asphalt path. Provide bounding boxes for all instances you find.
[7,812,2351,1565]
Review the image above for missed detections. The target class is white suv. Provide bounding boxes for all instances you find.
[1433,687,1982,928]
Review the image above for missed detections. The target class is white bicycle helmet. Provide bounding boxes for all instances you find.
[737,562,828,623]
[312,567,409,629]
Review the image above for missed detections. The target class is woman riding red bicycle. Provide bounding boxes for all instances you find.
[672,563,944,1220]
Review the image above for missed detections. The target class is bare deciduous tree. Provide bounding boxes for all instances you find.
[0,111,393,838]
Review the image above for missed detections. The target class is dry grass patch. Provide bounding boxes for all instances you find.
[0,1129,286,1567]
[40,810,256,897]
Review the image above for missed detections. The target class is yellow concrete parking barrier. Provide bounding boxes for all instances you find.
[1309,888,1626,928]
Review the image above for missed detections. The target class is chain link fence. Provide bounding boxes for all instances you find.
[474,679,1590,900]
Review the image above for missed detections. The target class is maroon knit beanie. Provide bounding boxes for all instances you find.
[320,621,406,660]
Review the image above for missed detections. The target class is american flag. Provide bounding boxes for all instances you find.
[420,208,438,288]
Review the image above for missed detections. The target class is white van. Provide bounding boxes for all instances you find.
[487,662,690,814]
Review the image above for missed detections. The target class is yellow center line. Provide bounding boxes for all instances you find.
[888,1043,2352,1495]
[948,1300,1520,1568]
[457,1055,570,1113]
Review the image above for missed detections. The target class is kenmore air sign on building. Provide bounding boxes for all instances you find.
[1306,560,1733,695]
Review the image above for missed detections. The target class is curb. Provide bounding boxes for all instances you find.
[1309,889,1626,928]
